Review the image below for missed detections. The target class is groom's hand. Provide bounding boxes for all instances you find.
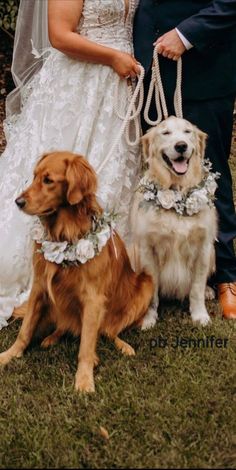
[154,29,186,60]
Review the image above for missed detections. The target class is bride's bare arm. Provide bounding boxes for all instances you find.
[48,0,140,79]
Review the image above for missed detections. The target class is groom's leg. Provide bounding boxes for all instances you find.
[182,95,236,285]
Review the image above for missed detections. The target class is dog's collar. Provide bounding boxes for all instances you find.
[137,160,220,216]
[31,212,117,266]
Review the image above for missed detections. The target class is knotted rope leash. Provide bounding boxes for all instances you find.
[96,47,183,175]
[144,45,183,125]
[114,72,145,147]
[96,64,145,174]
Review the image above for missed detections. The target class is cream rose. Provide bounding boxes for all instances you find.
[42,241,68,264]
[186,189,208,216]
[157,189,176,209]
[76,239,95,264]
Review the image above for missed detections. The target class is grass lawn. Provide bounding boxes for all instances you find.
[0,302,235,469]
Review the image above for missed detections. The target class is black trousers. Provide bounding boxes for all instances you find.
[142,73,236,284]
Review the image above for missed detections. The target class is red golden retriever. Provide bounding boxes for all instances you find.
[0,152,153,392]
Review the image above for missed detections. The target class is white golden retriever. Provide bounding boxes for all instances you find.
[131,116,218,329]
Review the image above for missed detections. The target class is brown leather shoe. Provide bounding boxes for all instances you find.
[218,283,236,319]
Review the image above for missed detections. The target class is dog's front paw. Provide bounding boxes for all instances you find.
[0,351,15,366]
[41,335,58,349]
[120,342,135,356]
[41,337,56,349]
[75,370,95,393]
[114,337,135,356]
[191,310,211,326]
[141,306,158,331]
[41,329,63,349]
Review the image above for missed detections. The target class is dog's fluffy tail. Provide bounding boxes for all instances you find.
[105,270,154,338]
[132,271,154,327]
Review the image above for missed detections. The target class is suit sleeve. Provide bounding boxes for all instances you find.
[177,0,236,51]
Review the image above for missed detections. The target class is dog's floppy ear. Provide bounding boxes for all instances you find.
[196,128,208,160]
[141,128,156,161]
[66,156,97,205]
[34,153,50,171]
[141,133,151,160]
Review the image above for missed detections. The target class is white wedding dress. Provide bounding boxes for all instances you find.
[0,0,140,329]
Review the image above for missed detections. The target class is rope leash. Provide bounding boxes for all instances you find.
[174,58,183,119]
[96,48,183,175]
[96,64,145,174]
[144,45,183,125]
[114,74,145,147]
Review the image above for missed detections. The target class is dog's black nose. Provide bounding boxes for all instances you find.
[15,197,26,209]
[175,141,188,153]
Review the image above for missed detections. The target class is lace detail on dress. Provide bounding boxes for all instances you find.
[78,0,137,50]
[0,0,140,329]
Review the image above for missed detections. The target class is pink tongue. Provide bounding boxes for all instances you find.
[172,159,188,174]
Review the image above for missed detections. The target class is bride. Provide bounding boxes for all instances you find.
[0,0,141,329]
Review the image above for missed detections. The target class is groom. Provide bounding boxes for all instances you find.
[133,0,236,318]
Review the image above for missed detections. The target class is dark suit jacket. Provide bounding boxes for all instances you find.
[133,0,236,100]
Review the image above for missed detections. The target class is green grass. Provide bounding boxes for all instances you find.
[0,300,235,469]
[0,123,235,469]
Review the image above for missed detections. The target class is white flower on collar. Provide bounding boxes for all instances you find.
[32,212,117,266]
[97,226,112,251]
[205,176,218,196]
[76,239,95,264]
[42,241,68,264]
[157,189,177,210]
[144,190,155,201]
[185,188,209,216]
[138,160,220,217]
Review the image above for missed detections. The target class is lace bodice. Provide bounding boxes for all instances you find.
[78,0,138,51]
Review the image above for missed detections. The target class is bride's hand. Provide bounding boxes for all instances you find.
[111,51,140,79]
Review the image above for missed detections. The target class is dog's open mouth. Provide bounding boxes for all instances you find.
[162,153,189,175]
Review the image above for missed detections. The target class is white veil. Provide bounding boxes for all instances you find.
[6,0,50,118]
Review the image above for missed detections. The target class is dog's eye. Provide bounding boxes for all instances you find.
[162,130,171,135]
[185,129,192,134]
[43,176,53,185]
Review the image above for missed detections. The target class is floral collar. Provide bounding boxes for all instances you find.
[137,160,220,216]
[31,212,117,266]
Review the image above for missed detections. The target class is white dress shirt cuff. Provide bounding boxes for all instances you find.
[175,28,193,50]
